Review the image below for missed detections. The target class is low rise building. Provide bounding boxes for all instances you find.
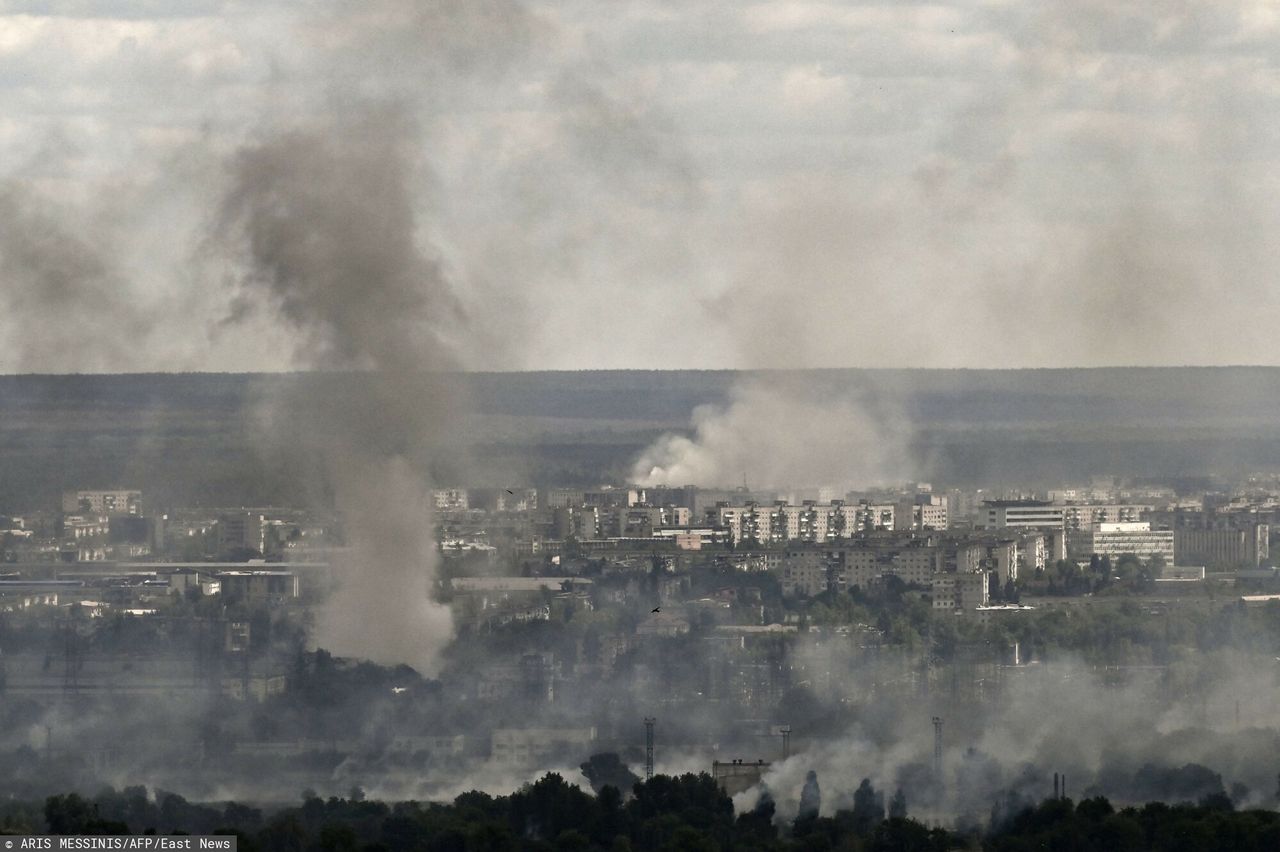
[490,727,596,765]
[712,760,772,796]
[216,570,300,605]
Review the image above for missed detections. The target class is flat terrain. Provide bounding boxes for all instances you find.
[1,367,1278,508]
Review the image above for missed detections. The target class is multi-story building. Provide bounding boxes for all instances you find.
[982,500,1065,530]
[490,727,597,766]
[883,546,941,586]
[853,503,896,533]
[1067,522,1175,562]
[1174,526,1268,568]
[1016,531,1050,574]
[716,503,773,545]
[980,538,1019,585]
[716,501,895,545]
[432,489,469,511]
[216,570,300,605]
[896,494,948,530]
[62,489,142,516]
[780,549,832,597]
[602,506,691,537]
[218,512,266,555]
[1059,503,1153,531]
[943,540,985,574]
[931,572,989,610]
[542,488,586,509]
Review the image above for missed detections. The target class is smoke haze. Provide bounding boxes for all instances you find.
[0,3,1278,369]
[632,373,911,490]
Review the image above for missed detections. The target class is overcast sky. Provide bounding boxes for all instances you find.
[2,0,1279,372]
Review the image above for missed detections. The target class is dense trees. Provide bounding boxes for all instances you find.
[16,777,1280,851]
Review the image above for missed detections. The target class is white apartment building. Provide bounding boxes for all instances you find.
[896,494,948,530]
[717,501,895,545]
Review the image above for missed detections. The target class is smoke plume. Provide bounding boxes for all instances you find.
[217,107,466,668]
[213,1,513,670]
[632,373,911,490]
[0,182,151,374]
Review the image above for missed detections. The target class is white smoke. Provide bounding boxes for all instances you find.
[632,374,910,491]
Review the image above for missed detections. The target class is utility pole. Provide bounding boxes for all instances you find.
[644,717,655,780]
[779,725,792,761]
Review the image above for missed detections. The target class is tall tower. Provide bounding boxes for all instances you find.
[932,716,943,782]
[644,717,656,780]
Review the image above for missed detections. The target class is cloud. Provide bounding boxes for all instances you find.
[2,1,1280,370]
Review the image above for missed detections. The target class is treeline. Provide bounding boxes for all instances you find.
[6,775,1280,851]
[5,774,953,850]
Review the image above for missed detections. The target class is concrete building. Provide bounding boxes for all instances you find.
[713,760,772,796]
[636,611,691,636]
[897,494,948,530]
[1059,503,1153,531]
[216,570,300,605]
[1016,531,1049,575]
[432,489,469,511]
[490,727,597,766]
[1068,522,1175,562]
[931,572,989,610]
[650,527,730,549]
[603,506,692,537]
[1174,526,1269,568]
[62,489,142,515]
[168,569,221,597]
[389,734,468,758]
[222,669,288,702]
[982,500,1065,530]
[982,538,1019,585]
[780,549,832,597]
[853,503,896,533]
[716,501,894,545]
[883,546,940,586]
[217,512,266,555]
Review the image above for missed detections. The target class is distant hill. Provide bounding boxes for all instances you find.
[0,368,1277,509]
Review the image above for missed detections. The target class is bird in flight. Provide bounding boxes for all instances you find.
[652,607,661,613]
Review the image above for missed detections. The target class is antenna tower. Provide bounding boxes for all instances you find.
[644,717,656,780]
[932,716,943,781]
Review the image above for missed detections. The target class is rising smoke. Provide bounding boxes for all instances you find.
[217,109,463,665]
[212,1,535,671]
[632,372,912,491]
[215,0,695,670]
[0,182,151,374]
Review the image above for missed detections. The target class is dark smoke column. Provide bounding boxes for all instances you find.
[220,107,461,672]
